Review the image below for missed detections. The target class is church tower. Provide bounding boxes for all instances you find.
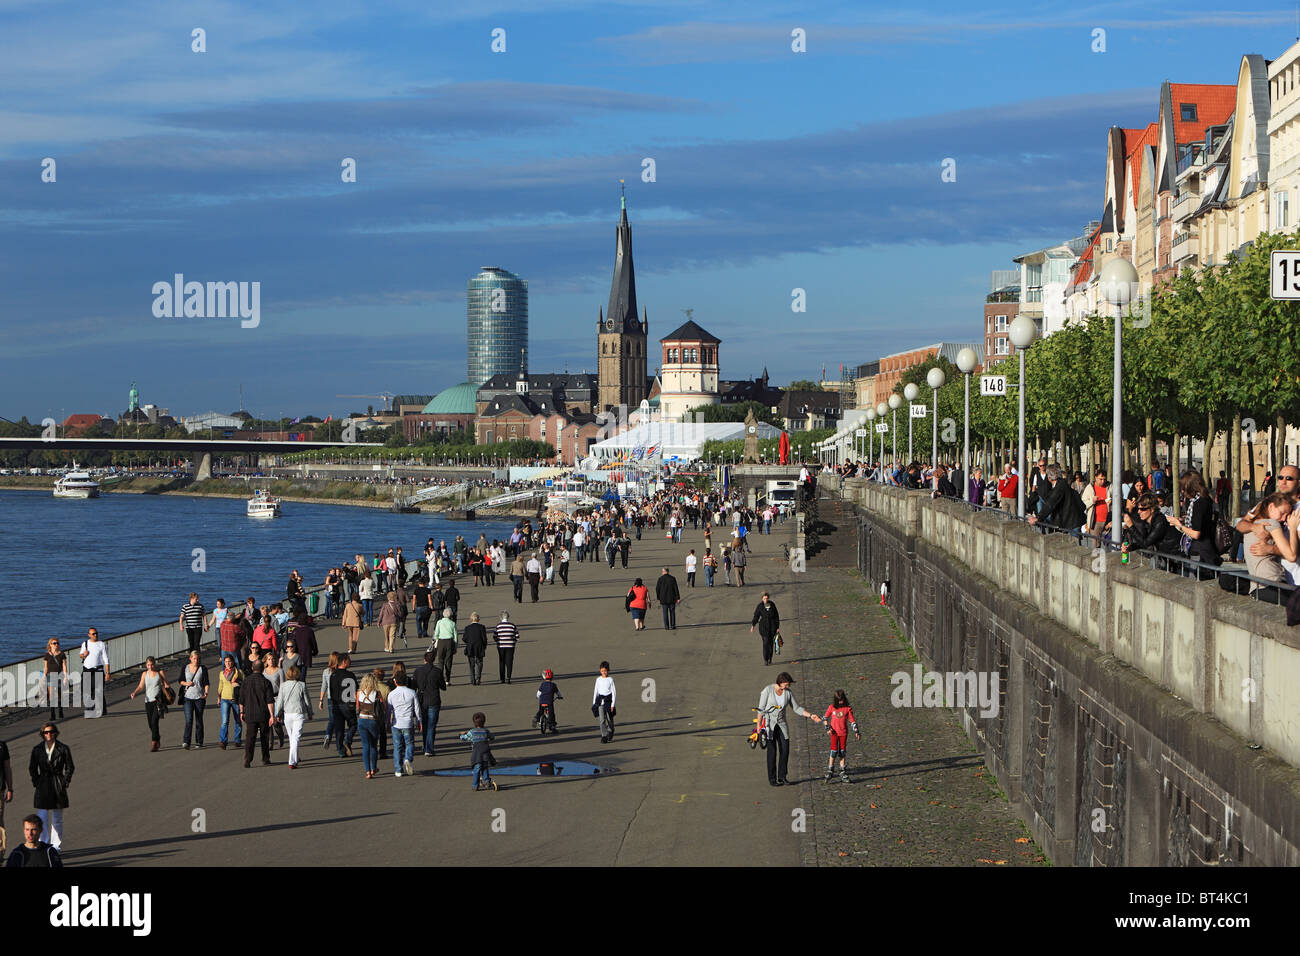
[597,186,648,413]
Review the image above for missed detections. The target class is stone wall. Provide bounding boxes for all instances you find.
[836,476,1300,866]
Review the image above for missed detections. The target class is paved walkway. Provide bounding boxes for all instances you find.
[4,520,810,866]
[2,507,1043,866]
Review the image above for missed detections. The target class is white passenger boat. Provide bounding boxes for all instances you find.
[53,465,100,499]
[246,489,282,518]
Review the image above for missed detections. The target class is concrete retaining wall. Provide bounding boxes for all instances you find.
[839,476,1300,866]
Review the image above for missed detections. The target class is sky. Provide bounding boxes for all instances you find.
[0,1,1293,421]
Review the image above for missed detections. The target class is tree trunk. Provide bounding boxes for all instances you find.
[1205,412,1215,477]
[1230,412,1242,518]
[1144,417,1154,476]
[1171,430,1181,506]
[1087,437,1096,476]
[1277,415,1287,471]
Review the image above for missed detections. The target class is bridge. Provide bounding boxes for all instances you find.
[475,488,547,509]
[0,436,382,480]
[395,481,467,509]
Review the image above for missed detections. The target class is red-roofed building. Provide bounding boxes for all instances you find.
[60,414,109,437]
[1136,81,1236,289]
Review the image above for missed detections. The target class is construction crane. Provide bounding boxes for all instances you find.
[337,393,396,413]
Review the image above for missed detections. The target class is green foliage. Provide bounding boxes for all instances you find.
[683,400,781,427]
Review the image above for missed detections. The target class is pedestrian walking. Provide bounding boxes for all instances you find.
[264,652,287,749]
[625,578,650,631]
[78,627,110,718]
[685,549,697,588]
[356,674,382,778]
[346,593,368,653]
[432,608,458,682]
[702,549,717,588]
[462,612,487,685]
[414,650,447,758]
[750,592,781,665]
[273,664,312,770]
[494,611,519,684]
[387,673,419,778]
[757,673,822,787]
[655,567,681,630]
[459,713,498,791]
[526,553,543,602]
[331,654,358,758]
[510,554,525,603]
[733,546,747,587]
[216,655,242,750]
[41,639,68,721]
[179,593,205,655]
[128,656,173,752]
[358,571,376,624]
[558,545,571,586]
[29,723,73,850]
[239,661,276,768]
[377,592,400,653]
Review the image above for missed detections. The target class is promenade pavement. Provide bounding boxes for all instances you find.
[5,521,811,866]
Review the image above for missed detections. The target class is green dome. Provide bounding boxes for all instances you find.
[422,382,479,414]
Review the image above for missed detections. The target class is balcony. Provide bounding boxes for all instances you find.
[1172,232,1199,267]
[1176,145,1206,176]
[1172,189,1201,223]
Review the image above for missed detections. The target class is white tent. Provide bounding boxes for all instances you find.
[588,420,784,461]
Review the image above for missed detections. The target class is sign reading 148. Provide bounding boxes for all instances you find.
[979,375,1007,396]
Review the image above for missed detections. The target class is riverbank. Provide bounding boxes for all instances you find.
[0,476,538,518]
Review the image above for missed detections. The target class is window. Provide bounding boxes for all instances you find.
[995,338,1010,356]
[668,348,677,363]
[995,314,1008,332]
[1180,103,1197,122]
[1276,190,1290,229]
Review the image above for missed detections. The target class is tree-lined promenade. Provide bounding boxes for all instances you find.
[875,233,1300,519]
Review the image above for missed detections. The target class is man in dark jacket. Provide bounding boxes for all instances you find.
[443,580,460,623]
[656,567,681,630]
[239,662,276,767]
[750,593,782,665]
[331,655,358,758]
[6,814,62,867]
[1028,464,1085,534]
[414,651,448,756]
[29,723,72,850]
[461,612,488,685]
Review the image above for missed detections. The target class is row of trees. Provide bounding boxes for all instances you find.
[848,232,1300,517]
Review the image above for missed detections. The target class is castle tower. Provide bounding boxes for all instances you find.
[597,186,648,412]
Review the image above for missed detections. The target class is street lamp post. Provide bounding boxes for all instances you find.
[1100,258,1139,547]
[904,382,919,463]
[926,367,946,491]
[957,347,977,501]
[862,411,874,469]
[1008,315,1037,517]
[889,393,902,477]
[876,402,888,482]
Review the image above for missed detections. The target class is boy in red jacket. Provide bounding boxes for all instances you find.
[823,690,861,783]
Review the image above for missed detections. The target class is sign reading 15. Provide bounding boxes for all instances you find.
[1271,250,1300,300]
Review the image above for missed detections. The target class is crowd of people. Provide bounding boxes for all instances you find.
[837,454,1300,609]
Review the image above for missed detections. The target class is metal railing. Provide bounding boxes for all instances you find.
[940,496,1296,604]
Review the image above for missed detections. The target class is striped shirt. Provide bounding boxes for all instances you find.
[493,622,519,649]
[181,602,205,629]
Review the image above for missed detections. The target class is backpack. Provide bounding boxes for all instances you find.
[1213,506,1234,557]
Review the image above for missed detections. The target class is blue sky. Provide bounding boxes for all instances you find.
[0,1,1292,420]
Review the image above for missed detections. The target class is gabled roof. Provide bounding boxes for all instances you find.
[660,319,721,344]
[1169,83,1236,144]
[1128,122,1159,203]
[1065,226,1102,296]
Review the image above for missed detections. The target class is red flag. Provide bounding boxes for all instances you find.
[324,414,332,423]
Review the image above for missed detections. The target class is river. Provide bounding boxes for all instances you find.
[1,490,520,663]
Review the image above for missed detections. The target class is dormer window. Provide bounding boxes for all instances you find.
[1180,103,1197,122]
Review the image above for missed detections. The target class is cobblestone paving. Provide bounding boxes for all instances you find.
[788,565,1049,867]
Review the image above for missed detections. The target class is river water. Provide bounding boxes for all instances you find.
[0,490,520,663]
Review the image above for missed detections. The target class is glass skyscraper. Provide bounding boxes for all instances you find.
[467,267,528,385]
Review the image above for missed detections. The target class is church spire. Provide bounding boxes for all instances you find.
[606,185,638,333]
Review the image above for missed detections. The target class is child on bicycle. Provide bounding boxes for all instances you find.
[592,661,617,743]
[823,690,861,783]
[532,669,563,730]
[459,712,498,791]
